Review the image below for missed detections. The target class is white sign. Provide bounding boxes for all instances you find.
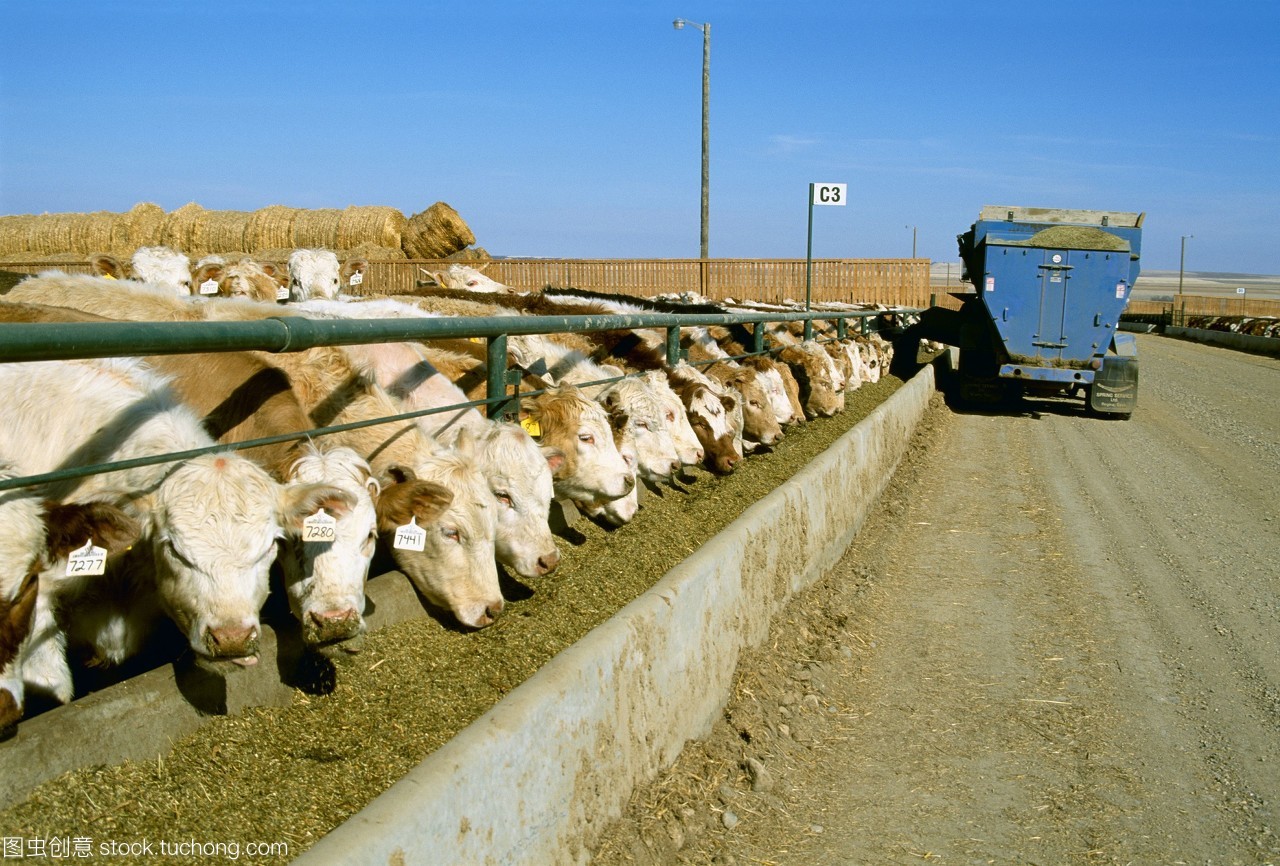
[1236,287,1246,295]
[811,183,847,206]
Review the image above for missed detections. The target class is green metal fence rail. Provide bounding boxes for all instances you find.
[0,305,905,493]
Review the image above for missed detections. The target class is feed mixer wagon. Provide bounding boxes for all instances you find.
[914,205,1143,418]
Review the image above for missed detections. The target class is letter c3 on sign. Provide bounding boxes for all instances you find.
[812,183,848,206]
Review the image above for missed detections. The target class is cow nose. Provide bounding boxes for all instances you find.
[204,623,259,658]
[306,607,363,644]
[473,598,505,627]
[537,549,561,575]
[716,453,740,474]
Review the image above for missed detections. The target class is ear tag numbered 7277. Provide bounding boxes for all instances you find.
[67,540,108,576]
[393,517,426,552]
[302,509,337,543]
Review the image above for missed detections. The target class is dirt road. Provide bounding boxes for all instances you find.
[592,334,1280,865]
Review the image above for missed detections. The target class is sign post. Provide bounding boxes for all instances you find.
[806,182,847,339]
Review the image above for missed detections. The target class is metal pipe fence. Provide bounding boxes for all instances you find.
[0,304,903,493]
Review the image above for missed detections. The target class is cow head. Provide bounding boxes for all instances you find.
[277,446,379,647]
[473,423,561,580]
[378,436,503,628]
[599,378,681,484]
[130,246,193,295]
[147,453,353,663]
[523,385,633,504]
[1,493,141,728]
[288,249,342,301]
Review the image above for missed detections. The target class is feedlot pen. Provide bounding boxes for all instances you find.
[0,303,909,863]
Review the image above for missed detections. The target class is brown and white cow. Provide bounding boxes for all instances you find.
[0,476,140,725]
[0,357,350,690]
[0,299,380,650]
[6,275,504,630]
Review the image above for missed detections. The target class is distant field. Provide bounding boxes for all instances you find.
[928,263,1280,302]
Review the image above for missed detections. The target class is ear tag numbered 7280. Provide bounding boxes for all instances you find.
[67,540,108,576]
[393,517,426,552]
[302,509,337,543]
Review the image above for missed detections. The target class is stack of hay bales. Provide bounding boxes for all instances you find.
[0,201,482,264]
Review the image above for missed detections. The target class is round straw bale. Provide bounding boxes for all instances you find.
[0,215,36,255]
[70,211,130,254]
[160,202,205,252]
[342,241,406,261]
[126,202,166,249]
[444,246,491,262]
[402,202,475,259]
[246,205,301,251]
[337,205,407,251]
[292,209,344,249]
[198,210,253,254]
[31,212,82,255]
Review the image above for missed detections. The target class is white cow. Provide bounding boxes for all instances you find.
[131,246,193,295]
[288,249,369,301]
[423,263,516,293]
[277,446,380,647]
[0,357,352,695]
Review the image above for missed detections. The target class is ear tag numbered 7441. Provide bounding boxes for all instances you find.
[393,517,426,552]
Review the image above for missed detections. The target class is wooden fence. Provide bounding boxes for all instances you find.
[1,257,933,308]
[1126,295,1280,321]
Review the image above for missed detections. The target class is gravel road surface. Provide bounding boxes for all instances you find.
[592,333,1280,865]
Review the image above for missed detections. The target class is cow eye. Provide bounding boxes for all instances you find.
[578,433,595,445]
[466,280,479,287]
[442,527,461,543]
[635,420,649,431]
[495,492,513,508]
[666,411,676,422]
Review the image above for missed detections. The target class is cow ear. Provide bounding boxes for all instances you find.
[383,463,417,486]
[720,393,737,413]
[41,500,141,561]
[540,445,566,476]
[452,428,477,460]
[90,253,126,279]
[778,346,803,363]
[193,262,224,288]
[376,479,453,531]
[279,484,356,532]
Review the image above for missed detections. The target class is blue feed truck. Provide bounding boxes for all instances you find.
[908,205,1143,418]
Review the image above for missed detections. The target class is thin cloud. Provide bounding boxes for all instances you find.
[767,134,821,155]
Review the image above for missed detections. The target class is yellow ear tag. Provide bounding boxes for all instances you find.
[101,273,117,281]
[469,337,484,344]
[520,416,542,438]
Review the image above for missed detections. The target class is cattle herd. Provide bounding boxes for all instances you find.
[0,246,899,732]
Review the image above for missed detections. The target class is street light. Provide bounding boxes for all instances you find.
[905,225,917,259]
[1179,234,1193,297]
[673,17,710,260]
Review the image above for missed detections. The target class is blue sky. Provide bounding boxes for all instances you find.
[1,0,1276,274]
